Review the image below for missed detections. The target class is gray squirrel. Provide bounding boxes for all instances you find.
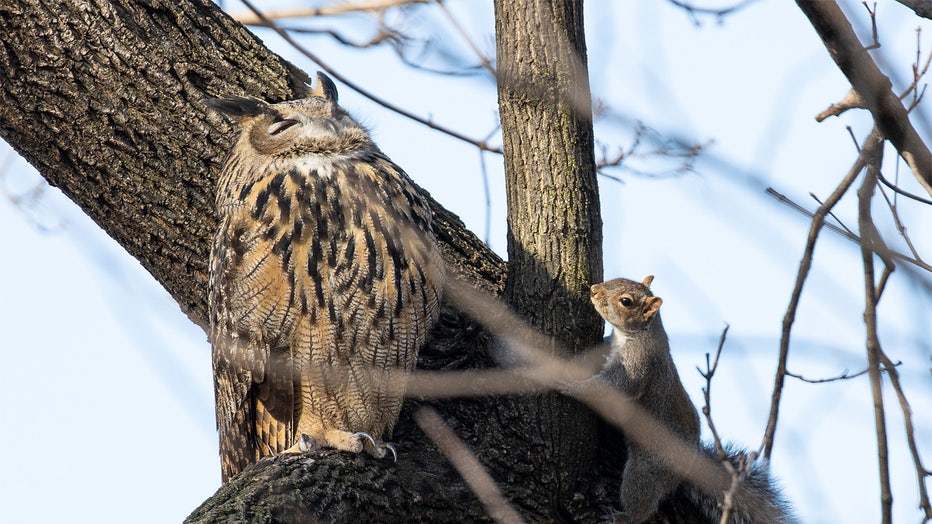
[583,276,795,524]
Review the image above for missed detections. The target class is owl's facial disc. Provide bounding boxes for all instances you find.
[310,118,340,138]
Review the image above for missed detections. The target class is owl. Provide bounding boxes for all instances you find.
[204,72,444,482]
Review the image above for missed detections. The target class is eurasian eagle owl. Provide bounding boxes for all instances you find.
[205,72,444,482]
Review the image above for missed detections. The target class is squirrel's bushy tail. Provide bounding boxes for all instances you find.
[680,444,797,524]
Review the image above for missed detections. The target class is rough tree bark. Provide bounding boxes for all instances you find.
[0,0,705,521]
[488,0,605,509]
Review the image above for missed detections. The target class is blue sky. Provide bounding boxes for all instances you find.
[1,1,930,522]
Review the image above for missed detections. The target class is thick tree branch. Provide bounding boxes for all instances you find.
[0,0,503,330]
[797,0,932,196]
[893,0,932,20]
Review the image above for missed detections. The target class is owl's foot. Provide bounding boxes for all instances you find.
[365,440,397,462]
[297,434,320,452]
[287,429,377,455]
[350,431,377,451]
[284,434,319,454]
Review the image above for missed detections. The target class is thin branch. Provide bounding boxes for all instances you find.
[414,407,527,524]
[761,128,882,460]
[857,136,893,524]
[877,181,928,272]
[594,121,706,179]
[229,0,429,24]
[697,325,730,453]
[785,366,873,384]
[435,0,496,75]
[667,0,761,25]
[697,325,746,524]
[275,24,401,49]
[766,187,932,273]
[901,26,932,111]
[877,350,932,520]
[809,192,858,238]
[264,13,489,77]
[796,0,932,196]
[239,0,503,154]
[862,2,880,50]
[877,170,932,205]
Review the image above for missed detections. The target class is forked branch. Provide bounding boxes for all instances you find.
[796,0,932,196]
[761,128,883,459]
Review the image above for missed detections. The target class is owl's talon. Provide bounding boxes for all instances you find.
[383,442,398,462]
[353,431,377,448]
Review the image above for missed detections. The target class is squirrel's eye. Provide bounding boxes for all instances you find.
[620,297,633,307]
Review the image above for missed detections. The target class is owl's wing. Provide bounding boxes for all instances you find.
[321,158,443,431]
[210,330,260,482]
[210,208,295,482]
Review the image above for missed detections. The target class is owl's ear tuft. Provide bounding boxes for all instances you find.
[310,72,338,103]
[203,97,271,120]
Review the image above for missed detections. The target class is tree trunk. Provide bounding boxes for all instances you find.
[489,0,605,509]
[0,0,704,522]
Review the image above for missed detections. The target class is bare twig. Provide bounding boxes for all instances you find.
[816,88,866,122]
[901,27,932,111]
[275,24,401,49]
[785,366,873,384]
[594,121,706,179]
[809,192,858,238]
[435,0,496,75]
[415,407,527,524]
[667,0,761,25]
[229,0,429,24]
[761,128,882,460]
[766,186,932,272]
[862,2,880,50]
[877,180,928,270]
[796,0,932,196]
[857,135,893,524]
[239,0,504,154]
[697,325,731,453]
[696,325,748,524]
[876,171,932,205]
[876,350,932,520]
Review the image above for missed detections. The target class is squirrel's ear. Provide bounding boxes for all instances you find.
[310,71,338,103]
[644,296,662,320]
[641,275,654,288]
